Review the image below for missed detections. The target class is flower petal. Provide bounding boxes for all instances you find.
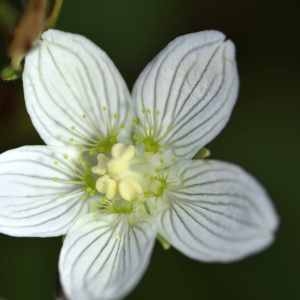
[132,30,238,158]
[159,160,278,262]
[23,29,132,148]
[0,146,88,237]
[59,213,156,300]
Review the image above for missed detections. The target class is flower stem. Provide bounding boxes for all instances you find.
[45,0,64,29]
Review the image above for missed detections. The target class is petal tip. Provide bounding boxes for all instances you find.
[41,28,62,41]
[267,207,280,234]
[224,39,237,60]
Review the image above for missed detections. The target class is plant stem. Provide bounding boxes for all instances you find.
[46,0,64,29]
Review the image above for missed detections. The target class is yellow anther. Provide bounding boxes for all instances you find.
[107,158,129,177]
[107,144,136,177]
[96,175,117,200]
[92,165,106,176]
[91,143,144,202]
[92,154,108,175]
[119,178,143,201]
[97,153,109,164]
[111,144,135,161]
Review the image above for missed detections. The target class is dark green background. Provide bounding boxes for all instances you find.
[0,0,299,299]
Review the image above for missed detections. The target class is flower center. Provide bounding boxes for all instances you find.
[92,144,144,202]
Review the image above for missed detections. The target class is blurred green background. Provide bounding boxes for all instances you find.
[0,0,299,299]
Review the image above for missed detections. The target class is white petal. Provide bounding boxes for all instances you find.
[59,213,156,300]
[159,160,278,262]
[23,29,132,148]
[132,30,239,158]
[0,146,88,237]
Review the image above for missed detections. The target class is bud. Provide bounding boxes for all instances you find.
[8,0,47,71]
[1,0,64,81]
[1,65,21,81]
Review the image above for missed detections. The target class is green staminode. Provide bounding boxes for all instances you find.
[91,132,118,154]
[82,167,96,196]
[154,175,168,197]
[143,136,160,153]
[111,199,134,214]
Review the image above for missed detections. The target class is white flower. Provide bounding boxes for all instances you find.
[0,29,278,300]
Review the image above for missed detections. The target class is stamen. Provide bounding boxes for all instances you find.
[90,143,167,208]
[96,175,117,200]
[119,178,143,202]
[111,143,135,160]
[108,144,136,177]
[92,153,108,175]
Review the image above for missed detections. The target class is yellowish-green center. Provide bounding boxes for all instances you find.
[78,142,172,216]
[92,143,144,202]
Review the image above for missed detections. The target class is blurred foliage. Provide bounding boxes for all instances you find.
[0,0,299,300]
[0,0,18,31]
